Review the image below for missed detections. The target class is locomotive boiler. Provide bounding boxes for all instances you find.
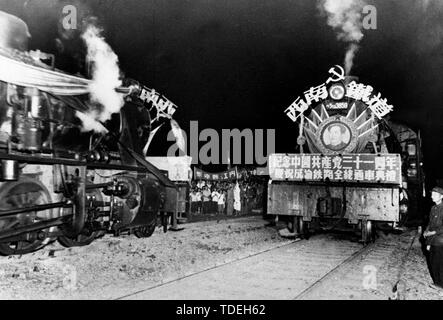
[268,66,425,243]
[0,11,179,255]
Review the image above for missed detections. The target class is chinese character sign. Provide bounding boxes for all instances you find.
[193,168,239,181]
[139,86,178,118]
[284,66,394,122]
[268,154,401,185]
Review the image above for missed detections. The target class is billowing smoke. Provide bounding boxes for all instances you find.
[75,110,108,133]
[415,0,443,52]
[80,24,124,130]
[318,0,367,74]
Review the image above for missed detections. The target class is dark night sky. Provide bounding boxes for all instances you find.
[2,0,443,181]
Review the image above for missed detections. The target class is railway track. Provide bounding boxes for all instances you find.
[115,228,411,300]
[295,230,419,300]
[114,238,302,300]
[293,239,376,300]
[116,228,418,300]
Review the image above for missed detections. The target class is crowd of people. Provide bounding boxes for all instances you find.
[189,179,265,216]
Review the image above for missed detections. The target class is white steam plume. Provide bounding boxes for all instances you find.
[344,43,360,75]
[80,24,124,131]
[75,110,108,133]
[318,0,366,74]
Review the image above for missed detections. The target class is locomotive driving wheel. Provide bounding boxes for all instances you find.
[0,177,54,256]
[58,186,105,247]
[58,229,104,247]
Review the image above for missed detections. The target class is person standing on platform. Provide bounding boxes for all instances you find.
[240,182,247,215]
[256,183,264,213]
[190,189,198,214]
[202,186,211,214]
[217,189,225,215]
[211,188,220,214]
[223,188,228,214]
[196,188,202,214]
[246,183,256,214]
[227,183,234,216]
[234,181,241,216]
[424,187,443,290]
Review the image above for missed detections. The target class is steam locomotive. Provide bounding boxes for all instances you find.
[268,66,425,243]
[0,11,179,255]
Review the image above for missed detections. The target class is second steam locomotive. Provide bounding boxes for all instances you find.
[267,66,425,243]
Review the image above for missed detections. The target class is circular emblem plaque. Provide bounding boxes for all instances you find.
[316,116,358,154]
[328,83,346,101]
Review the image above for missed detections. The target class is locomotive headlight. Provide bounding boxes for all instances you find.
[329,83,346,101]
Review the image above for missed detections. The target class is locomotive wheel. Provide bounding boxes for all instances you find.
[58,186,105,248]
[0,177,54,256]
[134,218,157,238]
[58,230,104,247]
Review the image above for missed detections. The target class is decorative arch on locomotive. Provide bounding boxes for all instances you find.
[268,66,424,242]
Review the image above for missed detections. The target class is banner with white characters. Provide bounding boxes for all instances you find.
[138,86,178,121]
[269,153,401,185]
[194,167,239,181]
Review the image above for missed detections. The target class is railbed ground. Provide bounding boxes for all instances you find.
[0,216,441,300]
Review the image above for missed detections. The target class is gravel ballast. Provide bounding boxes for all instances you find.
[0,216,441,300]
[0,216,291,299]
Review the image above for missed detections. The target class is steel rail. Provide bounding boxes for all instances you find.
[292,242,375,300]
[114,237,302,300]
